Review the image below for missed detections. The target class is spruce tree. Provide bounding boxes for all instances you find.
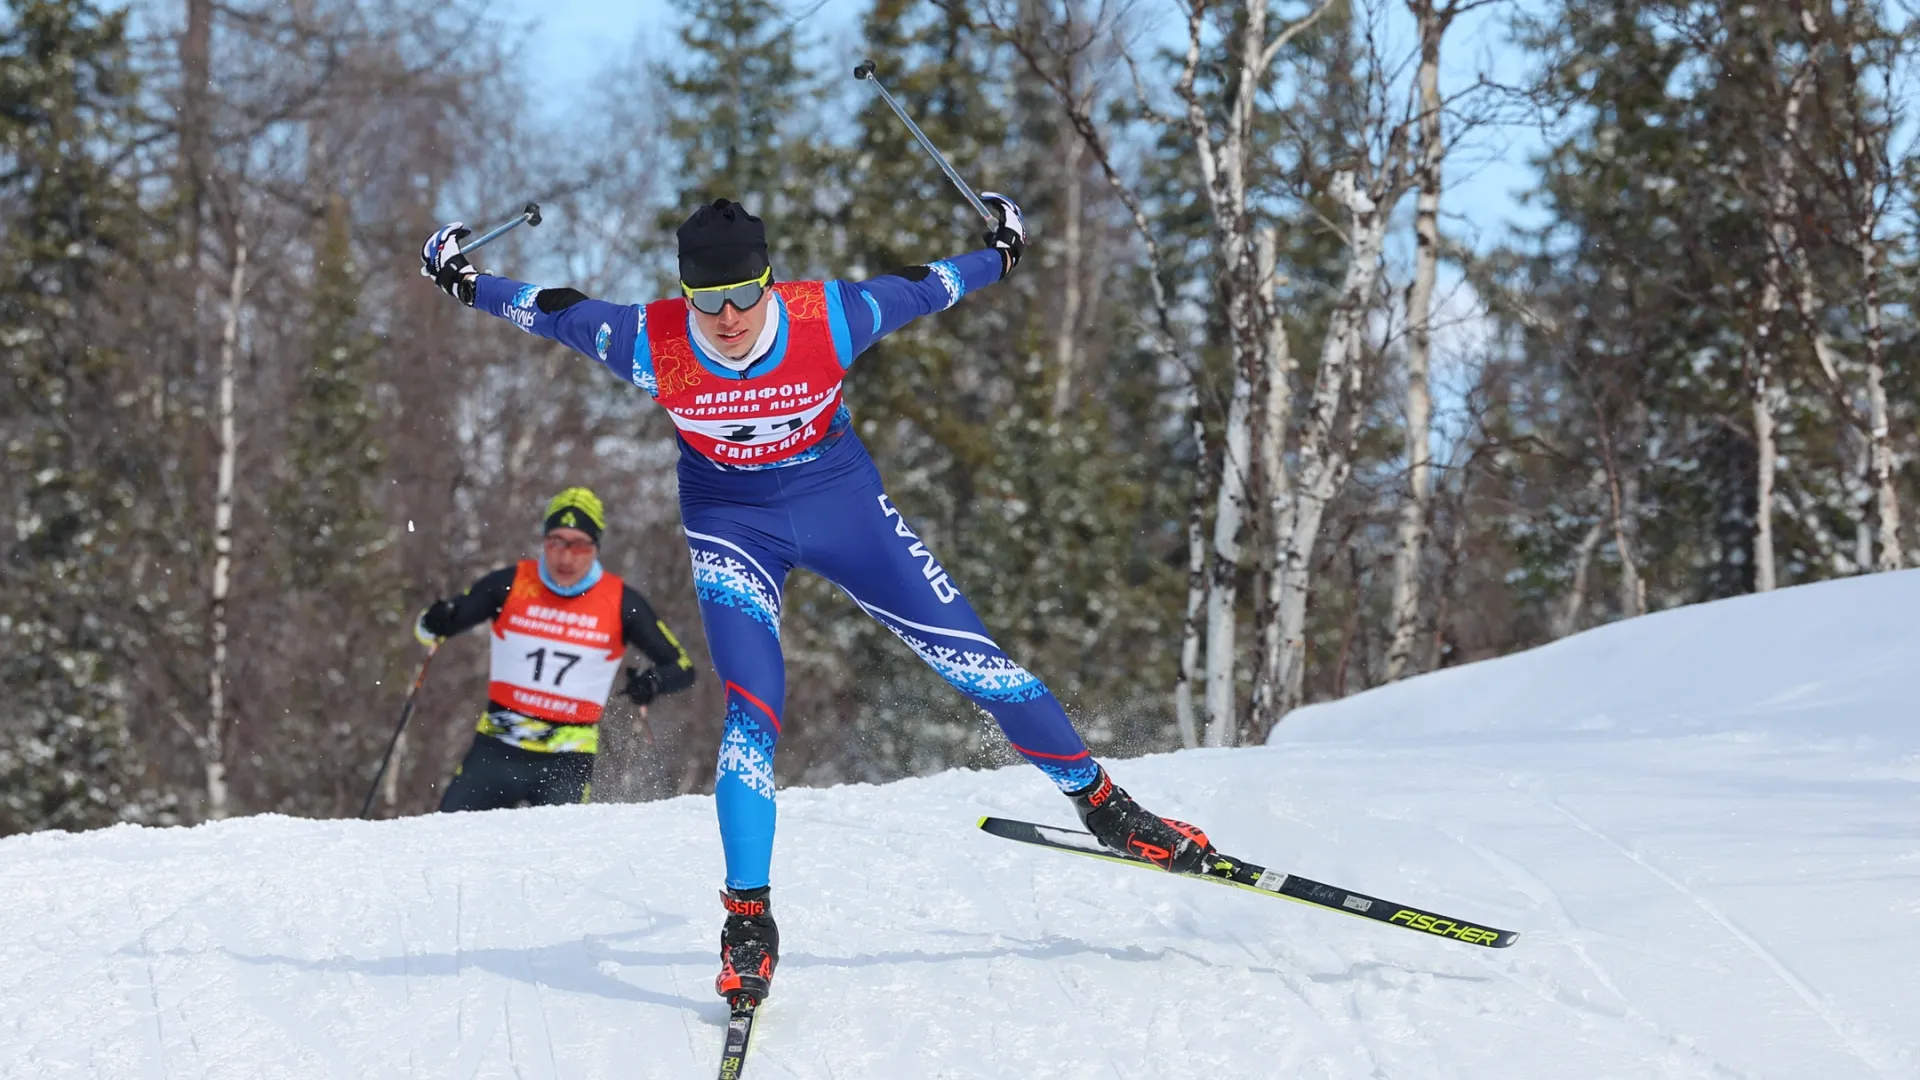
[0,0,148,833]
[263,202,407,815]
[658,0,831,276]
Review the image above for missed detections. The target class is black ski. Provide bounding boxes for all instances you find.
[716,997,761,1080]
[980,816,1519,949]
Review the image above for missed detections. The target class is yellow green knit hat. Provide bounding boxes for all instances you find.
[543,487,605,543]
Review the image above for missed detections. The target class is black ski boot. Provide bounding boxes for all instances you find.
[1069,767,1216,874]
[715,886,779,1004]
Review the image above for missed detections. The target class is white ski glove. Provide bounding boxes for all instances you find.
[420,222,478,306]
[981,192,1027,276]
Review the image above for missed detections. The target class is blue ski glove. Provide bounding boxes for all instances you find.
[420,222,478,306]
[981,192,1027,276]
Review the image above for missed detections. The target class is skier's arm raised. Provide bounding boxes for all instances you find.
[413,566,516,646]
[831,193,1028,365]
[418,222,642,384]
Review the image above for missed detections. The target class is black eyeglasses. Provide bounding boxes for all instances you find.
[682,267,772,315]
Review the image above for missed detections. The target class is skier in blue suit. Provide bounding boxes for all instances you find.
[420,196,1215,1005]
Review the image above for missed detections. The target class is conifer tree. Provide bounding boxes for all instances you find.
[658,0,831,276]
[0,0,149,832]
[261,203,407,815]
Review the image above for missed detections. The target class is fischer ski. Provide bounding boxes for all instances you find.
[716,997,761,1080]
[980,816,1519,949]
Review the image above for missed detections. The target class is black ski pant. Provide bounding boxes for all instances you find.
[438,733,594,812]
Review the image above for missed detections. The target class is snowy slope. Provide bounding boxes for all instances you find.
[5,576,1920,1079]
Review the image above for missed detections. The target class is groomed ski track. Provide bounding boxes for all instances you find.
[5,572,1920,1078]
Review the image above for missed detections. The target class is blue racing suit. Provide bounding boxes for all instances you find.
[471,250,1100,890]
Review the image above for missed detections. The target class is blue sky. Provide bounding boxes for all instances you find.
[501,0,1550,249]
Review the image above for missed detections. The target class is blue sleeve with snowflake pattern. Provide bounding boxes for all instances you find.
[826,249,1004,369]
[470,274,650,388]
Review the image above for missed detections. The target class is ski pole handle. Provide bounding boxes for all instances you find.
[853,60,995,226]
[459,202,543,256]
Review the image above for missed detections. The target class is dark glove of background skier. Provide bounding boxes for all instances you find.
[622,664,665,707]
[414,598,458,645]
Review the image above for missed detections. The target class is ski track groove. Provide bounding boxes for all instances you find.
[516,872,562,1080]
[1003,847,1133,1079]
[1525,776,1900,1079]
[1022,866,1128,1080]
[138,930,169,1076]
[1453,831,1751,1080]
[454,877,467,1044]
[1219,919,1376,1078]
[632,881,703,1072]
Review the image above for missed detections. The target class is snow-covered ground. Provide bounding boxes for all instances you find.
[6,574,1920,1079]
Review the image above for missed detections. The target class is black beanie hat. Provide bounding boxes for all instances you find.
[677,199,770,288]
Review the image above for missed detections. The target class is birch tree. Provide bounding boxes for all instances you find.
[1250,0,1427,732]
[1384,0,1481,680]
[201,231,247,821]
[1794,0,1913,573]
[1730,14,1820,593]
[1172,0,1336,746]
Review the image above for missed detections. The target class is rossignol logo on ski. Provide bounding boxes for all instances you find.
[877,494,957,603]
[1388,909,1501,945]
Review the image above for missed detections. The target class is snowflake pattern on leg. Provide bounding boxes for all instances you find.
[716,706,777,800]
[1035,758,1102,792]
[878,622,1046,703]
[691,546,781,633]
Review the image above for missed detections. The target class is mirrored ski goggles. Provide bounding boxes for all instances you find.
[681,268,772,315]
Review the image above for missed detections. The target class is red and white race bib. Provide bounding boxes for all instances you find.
[643,282,848,468]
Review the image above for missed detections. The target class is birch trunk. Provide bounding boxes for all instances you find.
[1384,2,1446,681]
[1203,354,1253,747]
[1606,441,1647,617]
[1178,0,1334,745]
[1270,175,1394,719]
[1855,426,1874,572]
[1051,134,1084,419]
[1786,255,1869,572]
[1557,518,1606,638]
[1860,223,1901,570]
[1751,61,1815,592]
[1172,414,1209,749]
[1751,366,1779,593]
[1250,229,1299,734]
[206,233,248,821]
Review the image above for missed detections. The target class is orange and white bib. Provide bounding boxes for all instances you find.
[488,560,625,723]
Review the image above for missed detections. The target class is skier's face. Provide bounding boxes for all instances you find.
[542,528,597,587]
[692,288,772,360]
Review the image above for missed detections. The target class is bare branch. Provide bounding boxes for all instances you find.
[1259,0,1339,73]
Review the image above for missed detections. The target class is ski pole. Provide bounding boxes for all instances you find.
[852,60,996,226]
[457,202,542,256]
[359,642,440,819]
